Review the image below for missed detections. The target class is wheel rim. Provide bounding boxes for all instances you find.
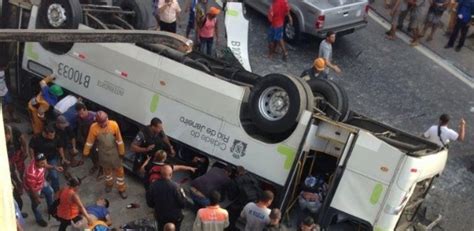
[47,3,67,28]
[258,86,290,121]
[285,22,295,40]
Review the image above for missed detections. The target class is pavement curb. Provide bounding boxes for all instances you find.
[367,6,474,82]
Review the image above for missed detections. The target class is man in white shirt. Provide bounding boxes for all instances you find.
[158,0,182,33]
[423,114,466,147]
[318,31,341,75]
[240,190,274,231]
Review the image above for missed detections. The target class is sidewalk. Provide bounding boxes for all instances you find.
[369,0,474,79]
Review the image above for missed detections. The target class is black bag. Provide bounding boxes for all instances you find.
[49,198,60,221]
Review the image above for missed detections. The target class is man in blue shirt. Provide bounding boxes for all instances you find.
[86,198,112,226]
[445,0,473,51]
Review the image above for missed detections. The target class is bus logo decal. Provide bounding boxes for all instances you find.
[230,139,247,159]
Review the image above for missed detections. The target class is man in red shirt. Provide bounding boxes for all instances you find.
[267,0,292,60]
[24,153,63,227]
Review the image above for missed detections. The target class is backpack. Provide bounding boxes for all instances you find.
[49,198,60,221]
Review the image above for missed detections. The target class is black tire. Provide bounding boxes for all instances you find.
[117,0,151,29]
[36,0,83,55]
[307,78,349,121]
[249,73,306,134]
[284,13,301,44]
[293,75,315,111]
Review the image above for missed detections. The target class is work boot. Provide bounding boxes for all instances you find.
[119,191,128,199]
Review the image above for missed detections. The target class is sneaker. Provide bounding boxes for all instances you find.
[37,219,48,227]
[119,191,128,199]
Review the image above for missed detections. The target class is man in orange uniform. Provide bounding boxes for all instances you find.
[193,191,229,230]
[83,111,128,199]
[27,75,63,134]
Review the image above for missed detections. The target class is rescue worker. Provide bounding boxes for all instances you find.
[83,111,128,199]
[130,117,175,174]
[27,75,63,134]
[300,58,328,81]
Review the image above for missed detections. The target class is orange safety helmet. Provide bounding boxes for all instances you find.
[208,6,221,15]
[95,111,109,126]
[313,58,326,72]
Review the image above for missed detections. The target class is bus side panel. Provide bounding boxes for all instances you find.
[21,6,313,186]
[329,131,404,225]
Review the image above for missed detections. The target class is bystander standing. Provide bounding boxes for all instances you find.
[267,0,291,61]
[240,190,274,231]
[158,0,182,33]
[444,0,473,51]
[423,114,466,147]
[83,111,128,199]
[192,191,230,231]
[23,153,63,227]
[146,165,187,231]
[29,125,68,192]
[420,0,449,41]
[197,7,220,56]
[318,31,341,75]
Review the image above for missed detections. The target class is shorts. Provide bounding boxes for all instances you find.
[268,26,284,42]
[0,91,13,105]
[425,11,443,26]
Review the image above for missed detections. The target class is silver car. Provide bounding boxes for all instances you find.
[244,0,369,43]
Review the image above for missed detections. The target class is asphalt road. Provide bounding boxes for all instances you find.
[241,6,474,230]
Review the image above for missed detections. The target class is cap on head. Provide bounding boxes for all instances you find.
[313,58,326,72]
[35,153,47,161]
[56,115,70,127]
[49,84,64,97]
[209,6,221,15]
[95,111,108,125]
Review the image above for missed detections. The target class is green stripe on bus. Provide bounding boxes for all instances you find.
[150,94,160,113]
[370,183,384,205]
[277,145,296,170]
[26,43,39,61]
[227,9,239,17]
[374,227,386,231]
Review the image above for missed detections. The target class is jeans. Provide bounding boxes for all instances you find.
[48,157,60,192]
[447,20,470,48]
[199,37,214,56]
[28,185,53,222]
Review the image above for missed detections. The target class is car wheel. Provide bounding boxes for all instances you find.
[249,73,307,134]
[307,78,349,121]
[284,13,300,44]
[117,0,151,29]
[36,0,83,55]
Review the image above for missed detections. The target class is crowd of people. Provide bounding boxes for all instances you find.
[385,0,473,51]
[3,65,327,231]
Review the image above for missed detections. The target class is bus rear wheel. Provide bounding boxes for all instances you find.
[36,0,83,55]
[249,73,307,134]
